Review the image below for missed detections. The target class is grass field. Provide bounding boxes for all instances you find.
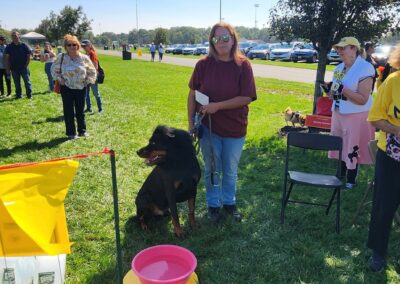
[0,56,399,283]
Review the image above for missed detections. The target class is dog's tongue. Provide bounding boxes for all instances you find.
[145,155,159,165]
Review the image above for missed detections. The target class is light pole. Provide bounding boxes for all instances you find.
[254,4,259,28]
[136,0,140,47]
[219,0,222,22]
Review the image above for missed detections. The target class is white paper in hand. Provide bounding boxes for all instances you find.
[195,90,209,105]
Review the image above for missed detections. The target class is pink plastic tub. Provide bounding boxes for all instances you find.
[131,245,197,284]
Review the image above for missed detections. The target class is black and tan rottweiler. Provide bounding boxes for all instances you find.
[135,125,201,238]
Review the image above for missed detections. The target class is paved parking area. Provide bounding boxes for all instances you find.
[97,49,334,84]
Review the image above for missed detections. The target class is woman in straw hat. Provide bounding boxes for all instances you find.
[323,37,376,189]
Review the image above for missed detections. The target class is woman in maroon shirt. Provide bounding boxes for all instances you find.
[187,22,257,223]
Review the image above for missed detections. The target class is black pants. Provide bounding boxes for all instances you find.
[367,149,400,257]
[60,85,86,136]
[0,68,11,95]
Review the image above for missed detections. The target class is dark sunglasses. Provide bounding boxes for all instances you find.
[67,43,78,47]
[211,34,231,44]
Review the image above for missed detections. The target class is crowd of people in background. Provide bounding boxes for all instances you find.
[0,32,105,139]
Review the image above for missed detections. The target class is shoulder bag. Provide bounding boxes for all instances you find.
[97,60,105,84]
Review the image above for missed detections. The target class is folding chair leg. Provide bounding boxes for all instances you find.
[351,181,374,224]
[336,187,340,234]
[326,188,338,215]
[284,183,294,207]
[281,182,293,224]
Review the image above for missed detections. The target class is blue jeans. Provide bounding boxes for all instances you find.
[44,62,54,91]
[11,68,32,98]
[85,83,103,111]
[199,126,245,208]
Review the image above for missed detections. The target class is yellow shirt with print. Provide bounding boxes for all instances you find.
[368,71,400,151]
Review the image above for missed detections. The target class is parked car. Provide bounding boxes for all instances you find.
[291,43,318,63]
[165,44,178,54]
[194,45,209,55]
[239,42,257,55]
[247,43,277,60]
[172,44,186,54]
[270,42,303,61]
[182,44,197,55]
[372,45,392,66]
[326,48,342,64]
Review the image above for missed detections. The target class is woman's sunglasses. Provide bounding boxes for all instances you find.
[67,43,78,47]
[211,34,231,44]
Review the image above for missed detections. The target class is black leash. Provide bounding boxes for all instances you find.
[190,111,218,186]
[191,112,204,154]
[207,113,217,186]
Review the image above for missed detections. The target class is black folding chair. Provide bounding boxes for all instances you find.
[280,132,343,233]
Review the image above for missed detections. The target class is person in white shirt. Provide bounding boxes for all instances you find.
[323,37,376,189]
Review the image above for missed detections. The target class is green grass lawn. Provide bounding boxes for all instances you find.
[0,56,398,283]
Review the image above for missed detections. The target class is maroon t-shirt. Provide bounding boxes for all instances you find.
[189,56,257,138]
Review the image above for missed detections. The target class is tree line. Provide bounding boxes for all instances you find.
[2,2,400,103]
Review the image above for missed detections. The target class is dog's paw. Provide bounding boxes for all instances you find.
[139,219,149,231]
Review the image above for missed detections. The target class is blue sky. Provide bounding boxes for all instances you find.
[1,0,278,35]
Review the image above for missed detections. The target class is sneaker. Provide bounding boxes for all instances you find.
[99,109,103,113]
[368,252,386,272]
[223,205,242,222]
[207,207,220,223]
[78,132,88,137]
[345,182,356,190]
[84,109,93,113]
[67,135,78,139]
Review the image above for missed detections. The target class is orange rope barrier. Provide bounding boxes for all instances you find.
[0,147,113,171]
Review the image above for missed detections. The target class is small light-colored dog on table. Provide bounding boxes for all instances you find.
[284,107,306,127]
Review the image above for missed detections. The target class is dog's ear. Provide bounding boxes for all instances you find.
[164,127,175,138]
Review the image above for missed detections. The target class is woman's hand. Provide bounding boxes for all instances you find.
[59,78,65,86]
[200,102,220,114]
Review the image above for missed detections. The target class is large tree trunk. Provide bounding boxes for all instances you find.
[313,47,329,114]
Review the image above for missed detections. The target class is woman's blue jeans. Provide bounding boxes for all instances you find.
[44,62,54,91]
[199,126,245,208]
[85,83,103,111]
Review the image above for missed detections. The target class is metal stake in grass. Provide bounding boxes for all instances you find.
[110,149,123,284]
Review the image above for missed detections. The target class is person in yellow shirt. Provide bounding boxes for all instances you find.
[366,43,400,272]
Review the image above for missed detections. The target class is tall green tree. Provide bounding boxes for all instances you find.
[154,28,168,45]
[269,0,400,111]
[36,6,92,43]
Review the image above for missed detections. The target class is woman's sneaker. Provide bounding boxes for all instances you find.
[345,182,355,190]
[368,252,386,272]
[223,205,242,222]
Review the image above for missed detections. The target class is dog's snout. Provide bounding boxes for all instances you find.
[137,147,148,157]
